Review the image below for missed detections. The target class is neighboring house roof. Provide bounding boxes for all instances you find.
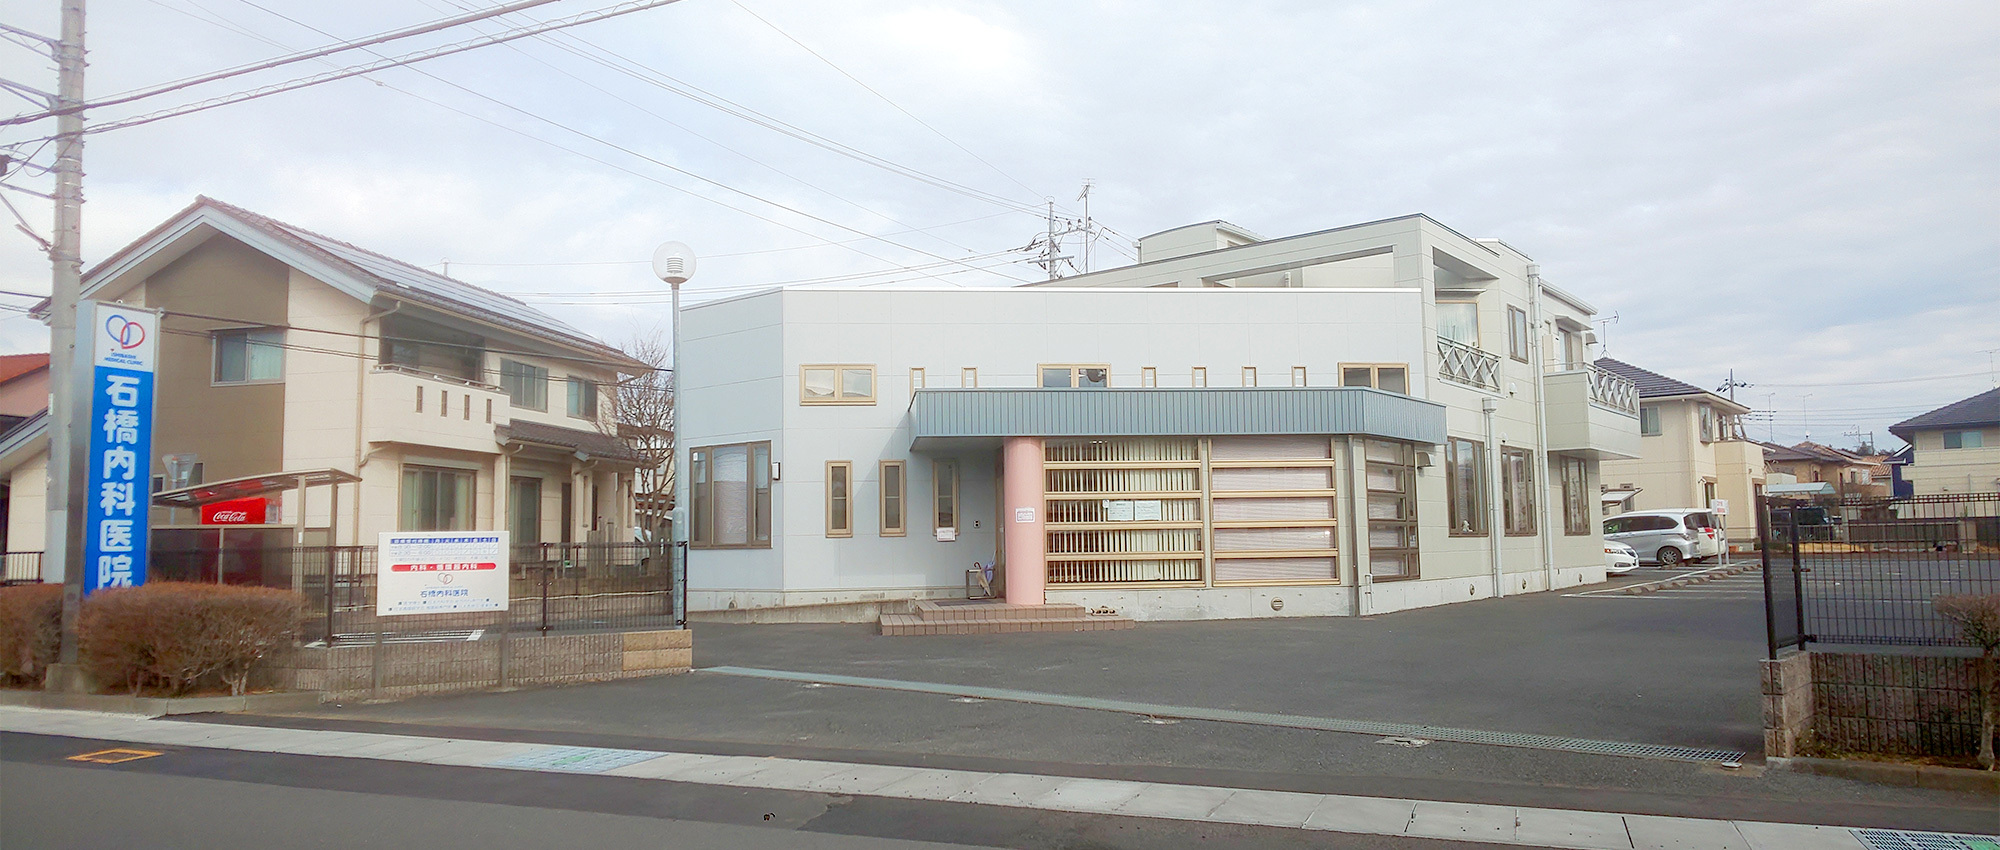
[1593,358,1751,413]
[1888,386,2000,440]
[76,196,645,372]
[498,420,645,464]
[1886,445,1913,465]
[1759,440,1870,466]
[0,353,48,385]
[0,410,47,479]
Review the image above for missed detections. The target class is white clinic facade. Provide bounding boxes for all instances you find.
[678,215,1640,621]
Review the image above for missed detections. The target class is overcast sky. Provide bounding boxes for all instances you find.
[2,0,1995,450]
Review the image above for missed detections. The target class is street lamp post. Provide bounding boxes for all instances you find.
[651,242,694,627]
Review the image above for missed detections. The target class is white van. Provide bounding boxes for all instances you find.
[1603,509,1724,566]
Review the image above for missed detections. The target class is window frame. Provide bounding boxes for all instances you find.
[499,359,549,411]
[1507,306,1530,362]
[909,367,925,390]
[826,461,853,538]
[689,441,773,549]
[510,475,543,544]
[1559,456,1590,536]
[933,459,959,535]
[1140,367,1157,388]
[399,464,474,532]
[1191,367,1207,388]
[1436,300,1480,347]
[1291,366,1308,387]
[211,326,285,385]
[1038,363,1111,389]
[1943,429,1984,449]
[1241,366,1257,387]
[1338,363,1410,394]
[1500,446,1536,536]
[1364,439,1420,581]
[801,364,878,405]
[1446,437,1487,537]
[566,376,599,419]
[1639,405,1662,436]
[879,460,906,537]
[960,367,977,388]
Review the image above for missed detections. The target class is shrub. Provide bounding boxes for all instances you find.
[79,582,305,696]
[0,584,63,685]
[1936,592,2000,771]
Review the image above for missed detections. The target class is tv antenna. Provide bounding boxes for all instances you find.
[1593,313,1619,355]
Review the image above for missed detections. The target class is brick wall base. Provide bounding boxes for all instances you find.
[260,628,692,702]
[1762,650,1985,759]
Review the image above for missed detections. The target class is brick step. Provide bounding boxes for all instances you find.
[911,600,1092,622]
[882,613,1134,637]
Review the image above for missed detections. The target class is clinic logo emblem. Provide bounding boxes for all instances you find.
[104,314,146,350]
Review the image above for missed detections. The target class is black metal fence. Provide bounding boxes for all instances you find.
[148,541,684,646]
[1760,492,2000,656]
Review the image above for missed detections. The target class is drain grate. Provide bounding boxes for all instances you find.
[1856,829,2000,850]
[487,746,661,774]
[702,666,1747,764]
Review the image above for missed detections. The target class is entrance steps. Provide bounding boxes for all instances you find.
[880,600,1135,637]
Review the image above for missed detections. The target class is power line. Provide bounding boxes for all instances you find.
[1752,371,1990,388]
[427,210,1016,267]
[0,0,575,127]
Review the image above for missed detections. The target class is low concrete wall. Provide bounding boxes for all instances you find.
[265,628,693,702]
[1762,650,1984,759]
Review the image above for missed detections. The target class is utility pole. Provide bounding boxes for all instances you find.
[1716,369,1750,404]
[1044,200,1057,281]
[1077,180,1093,274]
[47,0,91,686]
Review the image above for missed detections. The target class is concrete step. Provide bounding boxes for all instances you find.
[911,600,1091,621]
[881,613,1135,637]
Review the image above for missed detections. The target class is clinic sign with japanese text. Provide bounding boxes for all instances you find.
[83,301,159,594]
[377,532,510,616]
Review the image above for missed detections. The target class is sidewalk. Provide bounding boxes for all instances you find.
[4,706,1988,850]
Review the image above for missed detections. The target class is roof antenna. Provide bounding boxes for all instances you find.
[1593,312,1619,356]
[441,259,449,277]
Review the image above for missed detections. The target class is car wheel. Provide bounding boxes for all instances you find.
[1657,547,1683,567]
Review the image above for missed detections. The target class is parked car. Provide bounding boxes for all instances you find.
[1602,509,1723,566]
[1604,542,1640,575]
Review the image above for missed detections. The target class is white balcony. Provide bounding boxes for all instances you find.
[1544,365,1641,459]
[1436,337,1500,390]
[363,365,509,455]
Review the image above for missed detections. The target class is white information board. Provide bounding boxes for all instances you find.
[1134,500,1163,521]
[1104,500,1135,522]
[377,532,510,616]
[1710,499,1729,517]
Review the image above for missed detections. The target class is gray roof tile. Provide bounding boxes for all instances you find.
[1593,358,1707,399]
[1890,386,2000,438]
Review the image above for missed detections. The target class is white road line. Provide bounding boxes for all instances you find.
[0,706,1921,850]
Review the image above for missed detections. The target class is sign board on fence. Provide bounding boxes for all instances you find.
[83,301,159,595]
[377,531,510,616]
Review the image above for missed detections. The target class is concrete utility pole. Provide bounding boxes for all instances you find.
[48,0,91,682]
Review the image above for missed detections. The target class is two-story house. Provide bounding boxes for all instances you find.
[677,215,1640,621]
[1,197,649,581]
[1593,359,1762,545]
[1889,386,2000,496]
[1759,441,1888,498]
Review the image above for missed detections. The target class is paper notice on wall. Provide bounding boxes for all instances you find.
[1014,507,1036,523]
[935,527,957,542]
[1134,500,1163,521]
[1105,500,1135,522]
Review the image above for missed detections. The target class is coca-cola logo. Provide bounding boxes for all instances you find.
[211,510,250,523]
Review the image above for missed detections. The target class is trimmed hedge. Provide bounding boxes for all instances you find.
[79,582,305,696]
[0,584,62,685]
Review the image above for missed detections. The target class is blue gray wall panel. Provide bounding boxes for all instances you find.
[909,388,1446,445]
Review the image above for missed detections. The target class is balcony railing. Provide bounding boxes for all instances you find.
[1582,364,1639,415]
[1436,337,1500,390]
[373,362,503,392]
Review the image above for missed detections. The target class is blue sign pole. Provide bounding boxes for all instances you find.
[81,301,159,594]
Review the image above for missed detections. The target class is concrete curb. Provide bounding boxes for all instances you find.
[0,688,323,717]
[1767,756,2000,796]
[1621,562,1756,596]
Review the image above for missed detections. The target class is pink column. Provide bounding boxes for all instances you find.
[1001,436,1046,605]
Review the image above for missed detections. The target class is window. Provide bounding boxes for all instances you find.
[1502,447,1535,535]
[826,461,852,537]
[1039,364,1109,388]
[1447,438,1486,536]
[909,367,925,389]
[1944,430,1985,449]
[1507,306,1530,362]
[880,461,906,536]
[933,459,958,534]
[510,476,542,544]
[1191,367,1207,388]
[690,442,772,548]
[1699,405,1716,443]
[1559,456,1589,535]
[1437,301,1479,346]
[566,377,598,418]
[960,367,977,388]
[213,328,284,383]
[1365,440,1419,579]
[500,360,548,410]
[1703,480,1716,507]
[1339,364,1409,394]
[1560,328,1585,369]
[1640,406,1661,436]
[400,465,473,531]
[380,315,482,382]
[802,364,876,404]
[1141,367,1157,388]
[1291,366,1308,387]
[1241,366,1257,387]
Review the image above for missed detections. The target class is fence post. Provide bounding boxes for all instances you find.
[539,563,551,634]
[324,547,338,647]
[1759,495,1778,659]
[1787,504,1809,646]
[675,540,688,630]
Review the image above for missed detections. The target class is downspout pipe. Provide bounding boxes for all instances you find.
[1483,396,1505,597]
[1529,265,1556,591]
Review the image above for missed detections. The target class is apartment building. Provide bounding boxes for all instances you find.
[1889,387,2000,496]
[1,197,649,577]
[1594,358,1763,544]
[677,215,1640,621]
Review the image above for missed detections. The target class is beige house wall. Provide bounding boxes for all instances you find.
[1601,396,1763,545]
[1905,426,2000,495]
[7,448,46,553]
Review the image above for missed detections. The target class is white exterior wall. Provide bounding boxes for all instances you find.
[1905,426,2000,495]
